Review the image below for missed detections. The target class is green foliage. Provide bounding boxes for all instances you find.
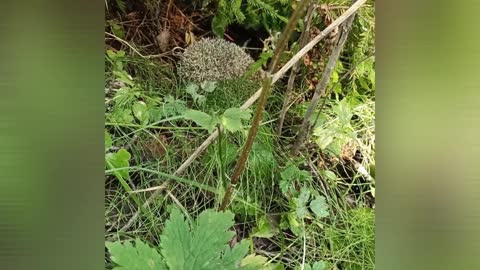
[325,208,375,270]
[221,108,252,132]
[184,107,252,133]
[106,148,131,179]
[210,0,291,36]
[106,239,166,270]
[107,208,277,270]
[298,261,327,270]
[279,163,312,195]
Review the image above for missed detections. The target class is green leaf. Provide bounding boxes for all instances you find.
[295,187,310,219]
[160,208,247,270]
[160,208,192,269]
[105,130,112,150]
[252,215,278,238]
[312,261,326,270]
[106,239,167,270]
[200,81,217,92]
[184,109,217,133]
[132,101,149,124]
[279,164,312,195]
[241,254,268,269]
[221,108,252,132]
[105,148,131,179]
[322,170,337,181]
[310,196,329,218]
[185,83,199,95]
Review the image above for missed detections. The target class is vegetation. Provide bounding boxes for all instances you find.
[105,0,375,269]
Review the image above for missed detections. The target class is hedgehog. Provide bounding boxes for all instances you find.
[177,38,256,84]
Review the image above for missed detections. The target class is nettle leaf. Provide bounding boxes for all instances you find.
[310,196,329,218]
[106,239,167,270]
[132,101,149,124]
[105,148,131,179]
[161,208,248,270]
[184,109,217,133]
[221,108,252,132]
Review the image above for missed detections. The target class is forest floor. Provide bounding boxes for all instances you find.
[105,1,375,269]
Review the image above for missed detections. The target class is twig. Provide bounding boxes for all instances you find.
[277,3,316,136]
[119,0,367,232]
[219,0,311,211]
[292,0,360,155]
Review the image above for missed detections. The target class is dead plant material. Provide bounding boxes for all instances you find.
[156,30,171,52]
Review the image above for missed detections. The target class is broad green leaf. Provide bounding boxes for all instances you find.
[132,101,149,124]
[105,130,112,150]
[106,239,167,270]
[190,209,237,268]
[310,196,329,218]
[221,108,252,132]
[160,208,191,269]
[105,148,131,179]
[161,208,245,270]
[184,109,217,133]
[214,240,250,269]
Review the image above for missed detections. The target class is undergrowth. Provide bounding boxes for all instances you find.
[105,0,375,269]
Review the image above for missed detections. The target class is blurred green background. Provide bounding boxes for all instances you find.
[1,0,480,269]
[0,1,104,269]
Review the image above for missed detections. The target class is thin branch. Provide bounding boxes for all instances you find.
[119,0,367,232]
[219,0,311,211]
[291,0,360,155]
[277,2,316,136]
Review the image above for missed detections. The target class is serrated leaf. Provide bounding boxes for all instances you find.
[105,148,131,179]
[241,254,268,268]
[184,109,217,133]
[312,261,326,270]
[159,208,190,269]
[106,239,167,270]
[161,208,246,270]
[310,196,329,218]
[105,130,112,150]
[221,108,252,132]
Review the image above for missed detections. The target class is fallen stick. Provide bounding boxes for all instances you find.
[119,0,367,232]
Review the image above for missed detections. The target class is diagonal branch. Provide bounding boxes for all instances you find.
[291,0,360,156]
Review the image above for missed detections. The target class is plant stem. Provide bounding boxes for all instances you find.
[220,0,311,211]
[277,2,316,136]
[291,0,359,156]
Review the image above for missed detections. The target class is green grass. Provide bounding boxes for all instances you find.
[104,3,375,267]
